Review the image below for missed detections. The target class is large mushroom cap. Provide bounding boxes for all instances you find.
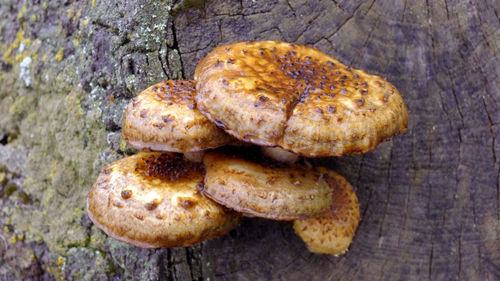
[200,149,334,220]
[293,168,360,255]
[194,41,408,157]
[122,80,234,153]
[86,152,241,248]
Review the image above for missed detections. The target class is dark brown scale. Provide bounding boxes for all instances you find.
[113,201,124,207]
[178,197,197,209]
[327,105,336,113]
[354,73,359,78]
[227,58,234,63]
[145,199,159,211]
[153,123,164,129]
[357,98,365,106]
[361,89,368,95]
[214,60,223,67]
[340,88,347,94]
[152,86,158,91]
[140,109,148,118]
[259,95,269,102]
[138,153,202,182]
[134,214,145,220]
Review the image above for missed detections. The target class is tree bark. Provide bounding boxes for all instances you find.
[0,0,498,280]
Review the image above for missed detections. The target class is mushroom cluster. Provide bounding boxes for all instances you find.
[87,41,408,255]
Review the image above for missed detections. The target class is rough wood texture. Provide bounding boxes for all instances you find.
[0,0,498,280]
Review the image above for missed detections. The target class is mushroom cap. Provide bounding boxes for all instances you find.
[200,148,334,220]
[293,168,360,255]
[194,41,408,157]
[122,80,234,153]
[86,152,241,248]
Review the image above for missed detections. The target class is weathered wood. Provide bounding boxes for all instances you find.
[0,0,498,280]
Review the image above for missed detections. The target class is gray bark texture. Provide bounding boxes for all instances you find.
[0,0,499,280]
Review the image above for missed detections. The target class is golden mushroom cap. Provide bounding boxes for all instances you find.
[122,80,234,153]
[293,168,360,255]
[194,41,408,157]
[86,152,241,248]
[200,149,334,220]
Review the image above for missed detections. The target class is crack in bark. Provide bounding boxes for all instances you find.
[170,18,186,79]
[350,12,381,67]
[378,139,394,237]
[325,1,366,40]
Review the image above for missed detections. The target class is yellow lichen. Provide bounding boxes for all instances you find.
[3,226,9,233]
[10,235,16,244]
[57,256,65,266]
[17,234,24,241]
[42,55,48,61]
[55,48,64,62]
[73,37,80,47]
[3,31,24,62]
[42,2,48,10]
[8,96,27,115]
[6,218,11,225]
[119,140,127,152]
[32,15,37,21]
[91,0,96,9]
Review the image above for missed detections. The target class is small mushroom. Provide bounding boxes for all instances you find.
[122,80,234,156]
[86,152,241,248]
[200,148,333,220]
[293,168,360,255]
[194,41,408,157]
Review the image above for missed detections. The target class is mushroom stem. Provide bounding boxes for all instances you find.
[184,151,206,163]
[261,146,299,164]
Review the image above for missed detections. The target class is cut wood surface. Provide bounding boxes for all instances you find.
[0,0,498,280]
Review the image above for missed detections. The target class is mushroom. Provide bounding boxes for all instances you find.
[121,80,234,161]
[194,41,408,157]
[86,152,241,248]
[293,167,360,255]
[199,148,334,220]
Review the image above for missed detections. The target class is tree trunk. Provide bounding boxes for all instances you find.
[0,0,498,280]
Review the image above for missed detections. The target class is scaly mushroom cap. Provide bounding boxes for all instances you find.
[293,168,360,255]
[87,152,241,248]
[122,80,234,153]
[194,41,408,157]
[200,149,334,220]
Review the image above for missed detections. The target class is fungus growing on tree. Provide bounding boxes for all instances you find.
[87,152,241,248]
[293,167,360,255]
[121,80,234,161]
[200,148,334,220]
[194,41,408,157]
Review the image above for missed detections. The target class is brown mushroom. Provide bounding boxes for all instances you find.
[122,80,234,156]
[86,152,241,248]
[200,148,334,220]
[194,41,408,157]
[293,167,360,255]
